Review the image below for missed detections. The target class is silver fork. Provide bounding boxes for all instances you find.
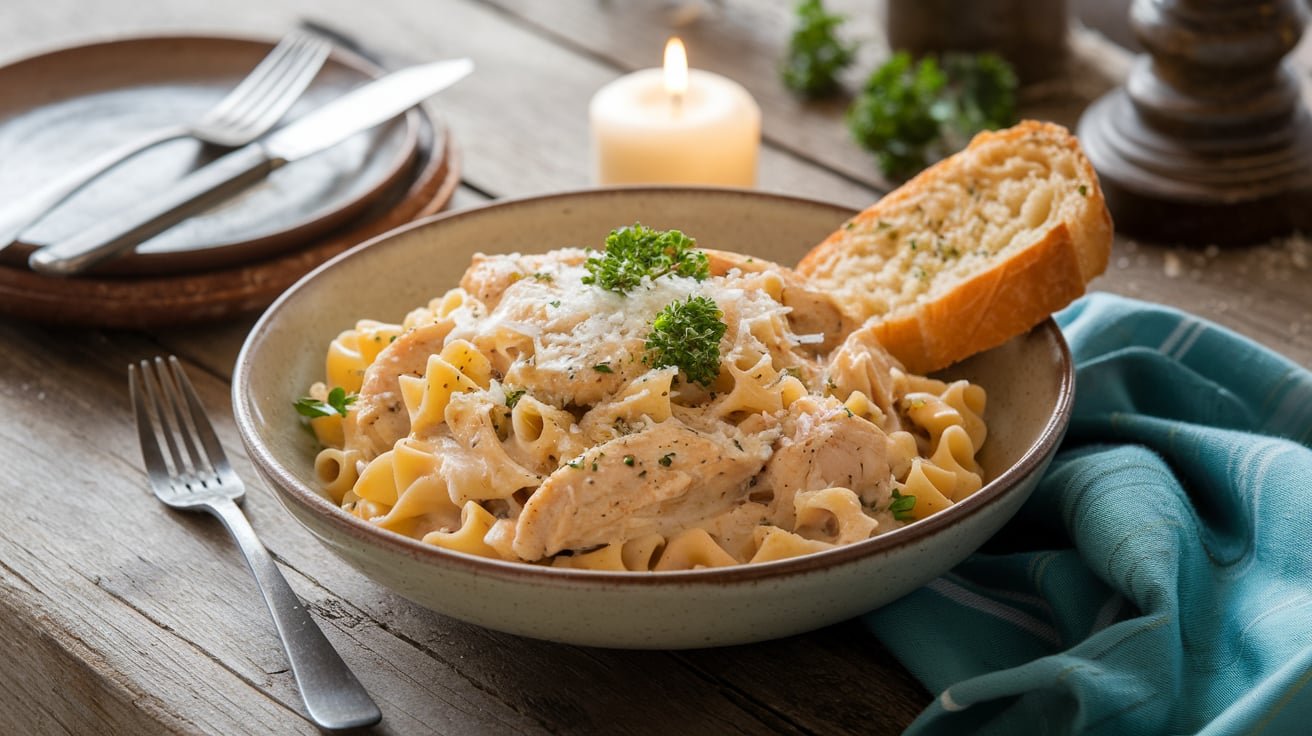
[0,33,332,249]
[130,356,381,731]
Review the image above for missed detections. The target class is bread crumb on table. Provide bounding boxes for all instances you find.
[1163,251,1183,278]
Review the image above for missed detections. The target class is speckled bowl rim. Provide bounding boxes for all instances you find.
[234,186,1075,586]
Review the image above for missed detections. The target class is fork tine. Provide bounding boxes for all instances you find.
[203,33,306,123]
[154,356,212,483]
[227,38,332,137]
[214,35,331,134]
[168,356,234,478]
[214,35,313,126]
[130,363,172,488]
[137,359,190,482]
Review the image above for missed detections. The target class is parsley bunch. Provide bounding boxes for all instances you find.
[644,295,727,387]
[294,387,356,418]
[847,51,1017,179]
[582,224,709,295]
[781,0,856,98]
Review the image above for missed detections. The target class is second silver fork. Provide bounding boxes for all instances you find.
[0,32,331,250]
[130,356,380,731]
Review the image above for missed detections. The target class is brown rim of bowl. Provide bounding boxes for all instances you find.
[234,186,1075,586]
[0,32,421,269]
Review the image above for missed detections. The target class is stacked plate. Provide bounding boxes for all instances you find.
[0,35,459,328]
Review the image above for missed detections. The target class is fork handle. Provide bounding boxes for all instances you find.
[207,497,382,730]
[0,124,189,249]
[27,143,276,276]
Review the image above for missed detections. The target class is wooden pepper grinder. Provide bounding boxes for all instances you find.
[1078,0,1312,245]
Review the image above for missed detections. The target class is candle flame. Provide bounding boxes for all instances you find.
[664,37,688,99]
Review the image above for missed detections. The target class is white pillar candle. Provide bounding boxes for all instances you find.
[589,38,761,187]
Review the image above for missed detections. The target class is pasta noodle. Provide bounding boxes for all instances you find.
[299,236,989,571]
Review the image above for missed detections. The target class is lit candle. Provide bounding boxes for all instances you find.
[589,38,761,186]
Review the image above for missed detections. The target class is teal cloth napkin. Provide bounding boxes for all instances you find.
[865,293,1312,735]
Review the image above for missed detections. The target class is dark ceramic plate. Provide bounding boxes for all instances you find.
[0,34,421,275]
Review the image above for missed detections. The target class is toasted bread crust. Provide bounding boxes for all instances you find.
[798,121,1112,373]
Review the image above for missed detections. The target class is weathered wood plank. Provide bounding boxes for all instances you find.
[484,0,891,188]
[674,621,927,735]
[0,340,311,734]
[1091,236,1312,367]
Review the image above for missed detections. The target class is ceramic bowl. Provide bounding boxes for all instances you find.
[233,188,1074,649]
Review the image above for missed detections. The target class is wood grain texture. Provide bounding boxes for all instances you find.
[1,1,1309,734]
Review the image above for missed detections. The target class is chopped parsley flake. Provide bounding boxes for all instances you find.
[581,223,709,294]
[623,455,635,466]
[644,295,727,387]
[593,362,613,373]
[549,300,561,308]
[504,388,526,409]
[890,488,917,521]
[1078,184,1088,197]
[531,272,554,282]
[294,387,356,418]
[659,453,675,467]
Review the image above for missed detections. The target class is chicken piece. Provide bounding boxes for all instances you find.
[345,322,449,459]
[512,421,771,560]
[757,397,892,529]
[781,284,852,354]
[459,249,587,309]
[705,248,853,353]
[826,322,905,433]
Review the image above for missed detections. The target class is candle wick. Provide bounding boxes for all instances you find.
[671,92,684,118]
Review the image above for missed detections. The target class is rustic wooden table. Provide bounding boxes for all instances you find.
[2,1,1309,734]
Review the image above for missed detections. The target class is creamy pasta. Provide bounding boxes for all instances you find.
[297,226,987,571]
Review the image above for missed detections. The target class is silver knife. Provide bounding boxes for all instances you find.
[29,57,473,276]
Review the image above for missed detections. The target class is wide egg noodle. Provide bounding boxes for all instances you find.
[300,245,989,570]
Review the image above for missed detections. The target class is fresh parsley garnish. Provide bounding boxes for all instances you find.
[531,272,554,282]
[549,300,562,308]
[890,488,917,521]
[581,223,709,295]
[644,295,727,387]
[781,0,856,98]
[593,362,613,374]
[659,453,675,467]
[623,455,635,467]
[847,51,1017,179]
[293,387,356,419]
[504,388,526,409]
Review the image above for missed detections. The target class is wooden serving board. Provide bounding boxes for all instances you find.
[0,118,458,329]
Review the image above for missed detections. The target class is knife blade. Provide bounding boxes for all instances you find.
[29,57,473,276]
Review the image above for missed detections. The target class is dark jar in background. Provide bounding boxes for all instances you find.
[884,0,1070,84]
